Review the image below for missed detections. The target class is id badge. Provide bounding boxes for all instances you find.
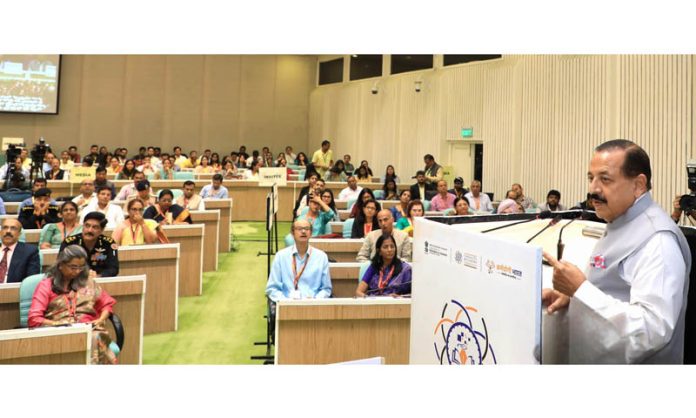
[289,289,302,300]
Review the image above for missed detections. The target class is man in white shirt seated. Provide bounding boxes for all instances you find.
[356,209,412,262]
[338,175,363,201]
[538,189,567,212]
[116,171,150,201]
[464,180,494,213]
[80,186,124,228]
[72,178,96,212]
[200,174,229,199]
[265,219,332,301]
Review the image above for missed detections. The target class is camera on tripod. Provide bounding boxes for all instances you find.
[3,144,26,190]
[31,137,49,163]
[679,160,696,216]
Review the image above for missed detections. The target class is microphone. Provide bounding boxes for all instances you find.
[526,215,562,243]
[556,212,585,260]
[538,209,586,220]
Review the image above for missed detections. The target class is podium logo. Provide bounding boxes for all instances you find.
[485,259,522,279]
[433,299,497,365]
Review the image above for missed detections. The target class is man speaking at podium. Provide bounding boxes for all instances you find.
[543,139,691,364]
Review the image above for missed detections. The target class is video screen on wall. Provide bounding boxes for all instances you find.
[0,54,61,114]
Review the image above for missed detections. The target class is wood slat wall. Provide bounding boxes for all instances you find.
[309,55,695,212]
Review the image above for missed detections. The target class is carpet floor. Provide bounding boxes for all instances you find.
[142,221,291,364]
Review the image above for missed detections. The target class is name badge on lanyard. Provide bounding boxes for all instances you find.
[291,249,311,298]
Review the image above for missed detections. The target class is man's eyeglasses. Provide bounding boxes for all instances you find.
[294,227,311,232]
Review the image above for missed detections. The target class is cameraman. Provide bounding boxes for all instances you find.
[0,156,29,186]
[671,194,695,223]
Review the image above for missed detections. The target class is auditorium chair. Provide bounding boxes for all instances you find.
[173,171,195,180]
[342,218,354,238]
[373,190,384,200]
[18,273,125,358]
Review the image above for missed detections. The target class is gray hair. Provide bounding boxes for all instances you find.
[47,245,90,293]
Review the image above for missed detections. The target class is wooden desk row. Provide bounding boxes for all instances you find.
[0,275,146,365]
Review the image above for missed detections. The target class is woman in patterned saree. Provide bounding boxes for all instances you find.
[28,245,118,364]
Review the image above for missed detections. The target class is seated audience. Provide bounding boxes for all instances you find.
[338,175,362,201]
[200,174,229,199]
[18,188,61,230]
[176,180,205,211]
[497,198,524,214]
[355,165,372,184]
[0,218,40,284]
[396,199,425,237]
[538,189,567,212]
[60,151,75,171]
[195,156,215,174]
[45,157,65,180]
[116,171,148,200]
[423,154,444,190]
[430,180,456,211]
[464,180,494,213]
[295,152,308,167]
[19,178,57,211]
[342,154,355,176]
[210,153,222,171]
[72,179,96,212]
[390,190,411,222]
[80,186,124,228]
[351,199,381,239]
[383,165,400,184]
[94,167,116,200]
[382,178,399,200]
[292,171,319,219]
[28,245,118,364]
[356,209,412,262]
[359,160,374,177]
[448,177,468,199]
[128,180,157,209]
[452,196,472,216]
[325,161,347,182]
[511,183,537,211]
[179,151,198,169]
[138,156,156,176]
[117,159,138,180]
[320,189,340,221]
[244,160,263,180]
[39,201,83,249]
[265,219,332,301]
[144,189,192,225]
[0,157,29,186]
[106,156,122,176]
[61,212,119,277]
[355,234,412,298]
[112,199,160,246]
[284,146,297,163]
[350,188,376,218]
[222,160,241,179]
[409,170,429,201]
[295,193,334,236]
[154,157,176,180]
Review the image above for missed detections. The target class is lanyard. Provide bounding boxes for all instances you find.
[129,223,141,243]
[364,223,373,235]
[63,291,77,318]
[291,249,311,290]
[61,222,77,241]
[378,265,396,292]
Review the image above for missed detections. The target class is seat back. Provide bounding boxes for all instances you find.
[19,273,47,327]
[347,198,357,212]
[373,190,385,200]
[173,171,195,180]
[342,218,354,238]
[423,200,431,211]
[358,262,370,283]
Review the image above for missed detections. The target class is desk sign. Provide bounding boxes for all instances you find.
[70,166,96,183]
[259,167,287,186]
[410,217,542,364]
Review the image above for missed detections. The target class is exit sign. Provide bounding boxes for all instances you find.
[461,128,473,138]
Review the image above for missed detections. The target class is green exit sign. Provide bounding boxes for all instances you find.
[461,128,473,138]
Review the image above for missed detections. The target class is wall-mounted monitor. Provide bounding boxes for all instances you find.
[0,54,61,114]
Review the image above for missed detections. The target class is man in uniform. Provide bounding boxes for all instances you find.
[61,211,119,278]
[543,139,691,363]
[18,188,60,230]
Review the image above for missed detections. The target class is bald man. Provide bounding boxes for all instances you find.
[265,219,332,301]
[0,218,40,284]
[356,209,412,262]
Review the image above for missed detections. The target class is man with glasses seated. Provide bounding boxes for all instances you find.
[61,212,119,278]
[0,218,40,284]
[265,219,332,301]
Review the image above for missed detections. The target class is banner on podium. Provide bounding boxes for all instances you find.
[410,217,542,364]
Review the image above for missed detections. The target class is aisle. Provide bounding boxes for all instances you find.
[142,221,291,364]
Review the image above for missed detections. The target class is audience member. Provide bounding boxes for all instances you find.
[351,199,381,239]
[343,154,355,175]
[60,150,75,171]
[423,154,443,190]
[295,193,334,236]
[357,209,412,262]
[311,140,334,178]
[195,156,215,174]
[338,176,363,201]
[244,160,262,180]
[409,170,428,201]
[390,190,411,222]
[395,199,425,237]
[448,177,468,199]
[72,179,96,212]
[295,152,308,167]
[80,187,124,228]
[27,245,117,364]
[117,159,138,180]
[382,178,399,200]
[61,212,119,277]
[145,189,192,225]
[94,166,116,200]
[430,180,457,211]
[45,157,65,180]
[177,180,205,211]
[355,165,372,184]
[359,160,374,177]
[19,178,57,211]
[292,171,319,219]
[350,188,376,218]
[539,189,567,212]
[511,183,537,211]
[19,188,61,230]
[0,218,40,284]
[284,146,297,163]
[154,157,176,180]
[464,180,493,213]
[129,180,157,209]
[39,201,83,249]
[112,199,159,246]
[325,161,347,182]
[265,219,332,301]
[497,198,524,214]
[383,165,400,183]
[355,234,412,297]
[200,174,229,199]
[452,196,472,216]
